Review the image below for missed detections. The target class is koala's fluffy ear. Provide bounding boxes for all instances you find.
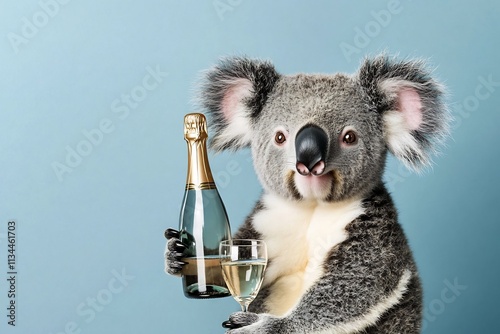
[358,55,450,170]
[198,57,280,151]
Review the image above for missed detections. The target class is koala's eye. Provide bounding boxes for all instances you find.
[275,131,286,145]
[343,131,357,145]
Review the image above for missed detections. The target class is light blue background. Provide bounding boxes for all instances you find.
[1,1,499,333]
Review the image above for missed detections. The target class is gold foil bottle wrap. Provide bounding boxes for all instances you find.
[184,113,216,190]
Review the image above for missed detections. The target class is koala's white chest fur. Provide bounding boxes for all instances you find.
[252,194,365,316]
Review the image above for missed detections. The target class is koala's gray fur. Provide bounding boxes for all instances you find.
[166,54,449,333]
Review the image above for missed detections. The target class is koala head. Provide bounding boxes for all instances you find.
[199,55,449,202]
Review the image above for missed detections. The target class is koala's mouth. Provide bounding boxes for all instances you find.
[286,170,338,201]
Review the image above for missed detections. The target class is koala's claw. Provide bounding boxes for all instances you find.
[167,240,187,253]
[223,312,260,331]
[164,228,180,240]
[164,228,188,276]
[168,260,187,271]
[222,320,240,329]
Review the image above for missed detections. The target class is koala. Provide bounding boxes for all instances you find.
[165,54,449,333]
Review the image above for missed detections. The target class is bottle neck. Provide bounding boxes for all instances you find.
[185,138,216,190]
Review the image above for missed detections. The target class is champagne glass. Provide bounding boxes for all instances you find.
[219,239,268,312]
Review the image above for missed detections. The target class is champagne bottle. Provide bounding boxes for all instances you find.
[179,113,232,298]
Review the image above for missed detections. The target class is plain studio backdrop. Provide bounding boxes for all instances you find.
[0,1,499,333]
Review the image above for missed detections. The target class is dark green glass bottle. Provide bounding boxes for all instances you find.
[179,113,231,298]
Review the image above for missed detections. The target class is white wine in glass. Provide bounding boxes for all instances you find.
[219,239,268,312]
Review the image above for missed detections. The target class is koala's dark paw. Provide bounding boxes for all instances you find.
[164,228,187,276]
[222,312,260,332]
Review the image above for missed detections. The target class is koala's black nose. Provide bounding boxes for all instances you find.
[295,124,328,176]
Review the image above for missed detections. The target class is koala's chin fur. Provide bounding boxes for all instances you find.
[197,55,449,333]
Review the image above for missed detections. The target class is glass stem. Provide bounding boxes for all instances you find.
[240,302,249,312]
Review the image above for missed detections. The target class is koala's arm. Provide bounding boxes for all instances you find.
[227,188,421,334]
